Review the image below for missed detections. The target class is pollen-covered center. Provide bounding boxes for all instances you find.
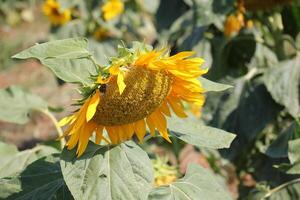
[93,67,172,126]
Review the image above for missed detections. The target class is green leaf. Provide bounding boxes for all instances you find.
[148,163,232,200]
[41,57,97,85]
[263,54,300,118]
[12,37,90,60]
[265,123,295,158]
[192,39,213,69]
[288,139,300,165]
[260,179,300,200]
[0,86,47,124]
[60,141,154,200]
[276,138,300,174]
[12,38,97,85]
[141,0,160,13]
[0,154,72,200]
[0,142,59,178]
[207,78,282,159]
[155,0,188,31]
[168,116,236,149]
[88,39,118,65]
[199,77,233,92]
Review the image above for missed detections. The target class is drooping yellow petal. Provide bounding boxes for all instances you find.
[66,131,80,150]
[146,115,156,136]
[124,123,135,140]
[151,111,171,143]
[106,127,118,144]
[58,115,75,127]
[159,101,171,117]
[134,120,146,142]
[86,90,100,122]
[117,70,126,94]
[77,122,97,157]
[168,98,187,118]
[95,125,105,144]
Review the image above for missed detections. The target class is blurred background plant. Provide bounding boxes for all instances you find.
[1,0,300,199]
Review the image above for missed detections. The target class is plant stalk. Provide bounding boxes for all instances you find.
[39,109,66,150]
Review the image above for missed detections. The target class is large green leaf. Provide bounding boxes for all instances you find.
[0,154,72,200]
[12,38,97,85]
[263,55,300,118]
[60,141,154,200]
[12,37,90,60]
[0,142,58,178]
[155,0,188,31]
[88,39,118,65]
[206,78,282,159]
[199,77,232,92]
[168,116,236,149]
[41,57,97,85]
[148,163,232,200]
[0,87,47,124]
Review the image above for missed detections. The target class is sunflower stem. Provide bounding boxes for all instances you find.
[39,109,65,150]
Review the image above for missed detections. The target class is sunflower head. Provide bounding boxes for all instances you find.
[42,0,71,25]
[101,0,124,21]
[59,42,207,157]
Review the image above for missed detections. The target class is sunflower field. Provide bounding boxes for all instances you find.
[1,0,300,199]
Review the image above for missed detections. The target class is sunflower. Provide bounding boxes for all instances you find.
[224,13,245,37]
[42,0,71,25]
[101,0,124,21]
[224,1,253,37]
[59,43,207,157]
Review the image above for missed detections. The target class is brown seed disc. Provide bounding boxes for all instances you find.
[93,67,172,126]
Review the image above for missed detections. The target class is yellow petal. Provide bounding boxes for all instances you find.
[86,90,100,122]
[134,120,146,142]
[97,76,112,84]
[152,111,172,143]
[146,116,156,136]
[117,70,126,94]
[76,122,97,157]
[109,64,120,75]
[169,51,195,60]
[72,98,90,132]
[123,123,134,140]
[95,126,104,144]
[66,131,80,150]
[159,101,171,117]
[106,127,119,144]
[58,115,75,127]
[168,98,187,118]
